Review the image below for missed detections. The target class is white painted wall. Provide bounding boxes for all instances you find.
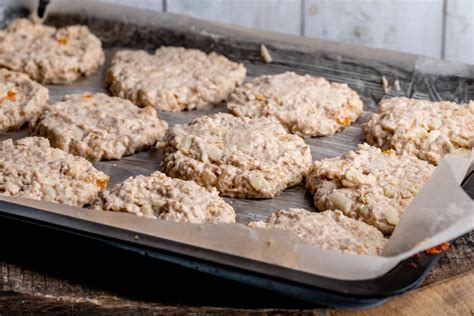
[444,0,474,64]
[100,0,474,65]
[304,0,444,58]
[167,0,302,35]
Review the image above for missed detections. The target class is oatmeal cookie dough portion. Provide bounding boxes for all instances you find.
[0,69,48,132]
[306,144,434,234]
[228,71,363,137]
[364,97,474,164]
[249,208,387,255]
[94,171,236,224]
[0,18,104,84]
[106,47,246,111]
[161,113,312,198]
[30,93,168,161]
[0,137,108,207]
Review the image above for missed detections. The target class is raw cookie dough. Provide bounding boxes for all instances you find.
[161,113,312,198]
[228,71,363,136]
[305,144,434,234]
[364,97,474,164]
[0,18,104,84]
[249,208,387,255]
[30,93,168,161]
[0,137,108,207]
[0,68,48,132]
[94,171,236,224]
[106,47,246,111]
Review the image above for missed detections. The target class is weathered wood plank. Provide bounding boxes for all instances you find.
[304,0,444,58]
[444,0,474,64]
[100,0,473,65]
[333,272,474,316]
[1,262,472,314]
[167,0,302,35]
[99,0,163,11]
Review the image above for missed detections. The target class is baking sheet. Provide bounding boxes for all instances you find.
[0,0,473,281]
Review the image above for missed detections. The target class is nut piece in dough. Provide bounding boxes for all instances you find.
[306,144,434,234]
[93,171,236,224]
[363,97,474,164]
[0,18,104,84]
[30,93,168,161]
[0,69,49,132]
[0,137,108,207]
[249,208,387,255]
[161,113,312,198]
[106,47,246,112]
[228,71,363,137]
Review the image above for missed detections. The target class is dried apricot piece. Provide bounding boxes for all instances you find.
[337,116,350,126]
[95,178,108,190]
[57,37,68,45]
[408,262,417,269]
[6,90,16,99]
[425,242,449,255]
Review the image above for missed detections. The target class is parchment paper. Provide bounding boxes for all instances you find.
[1,152,472,281]
[0,0,472,281]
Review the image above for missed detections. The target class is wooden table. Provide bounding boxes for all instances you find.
[1,231,472,314]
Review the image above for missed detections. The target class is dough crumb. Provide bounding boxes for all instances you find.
[260,44,273,63]
[381,76,389,93]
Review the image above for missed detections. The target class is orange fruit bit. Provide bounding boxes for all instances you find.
[83,94,93,100]
[337,117,350,126]
[57,37,68,45]
[255,94,265,101]
[382,149,396,156]
[1,90,16,103]
[6,90,16,99]
[424,242,449,255]
[408,262,417,269]
[96,178,108,190]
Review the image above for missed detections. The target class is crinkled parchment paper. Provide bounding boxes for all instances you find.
[1,152,472,281]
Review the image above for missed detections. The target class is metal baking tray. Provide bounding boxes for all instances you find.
[0,1,473,309]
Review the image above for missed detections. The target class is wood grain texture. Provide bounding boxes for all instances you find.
[99,0,163,11]
[444,0,474,64]
[304,0,444,58]
[167,0,302,35]
[1,253,472,313]
[100,0,473,64]
[332,272,474,316]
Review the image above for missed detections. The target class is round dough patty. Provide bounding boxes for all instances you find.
[227,71,363,136]
[0,68,49,132]
[249,208,387,255]
[94,171,236,224]
[161,113,312,198]
[30,93,168,161]
[0,18,104,84]
[305,144,434,234]
[364,97,474,164]
[0,137,108,207]
[106,47,246,112]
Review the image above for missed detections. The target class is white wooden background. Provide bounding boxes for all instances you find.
[102,0,474,65]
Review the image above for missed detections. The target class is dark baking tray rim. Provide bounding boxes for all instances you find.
[0,199,446,308]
